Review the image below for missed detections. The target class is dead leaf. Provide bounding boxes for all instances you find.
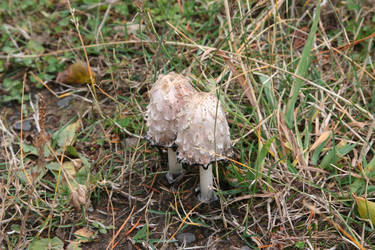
[70,183,88,210]
[348,121,368,129]
[66,241,82,250]
[309,130,331,152]
[56,61,95,85]
[354,195,375,224]
[73,227,95,243]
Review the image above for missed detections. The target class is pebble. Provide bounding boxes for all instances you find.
[57,96,73,109]
[176,232,196,244]
[13,120,32,131]
[240,246,251,250]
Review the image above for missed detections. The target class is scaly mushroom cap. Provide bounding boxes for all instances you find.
[176,92,232,166]
[146,72,197,147]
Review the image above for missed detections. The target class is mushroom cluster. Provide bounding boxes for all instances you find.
[146,72,232,203]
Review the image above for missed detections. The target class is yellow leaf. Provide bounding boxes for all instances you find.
[354,195,375,224]
[56,61,95,85]
[62,161,76,180]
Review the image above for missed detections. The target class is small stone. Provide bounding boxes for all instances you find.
[57,96,73,109]
[176,232,196,244]
[13,120,32,131]
[240,246,251,250]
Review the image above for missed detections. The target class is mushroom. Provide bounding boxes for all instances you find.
[146,72,197,183]
[175,91,232,203]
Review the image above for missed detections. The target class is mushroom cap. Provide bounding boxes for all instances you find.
[175,92,232,166]
[146,72,197,147]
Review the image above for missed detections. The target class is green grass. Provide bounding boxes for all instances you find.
[1,0,375,249]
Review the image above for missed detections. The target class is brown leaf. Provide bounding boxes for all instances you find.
[56,61,95,85]
[73,227,95,243]
[70,183,88,210]
[309,130,331,152]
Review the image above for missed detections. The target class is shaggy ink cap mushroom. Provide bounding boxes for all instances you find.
[175,91,232,202]
[145,72,197,183]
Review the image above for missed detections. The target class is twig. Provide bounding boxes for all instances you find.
[106,201,136,250]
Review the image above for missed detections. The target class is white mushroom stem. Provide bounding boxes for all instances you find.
[166,148,183,183]
[198,164,216,202]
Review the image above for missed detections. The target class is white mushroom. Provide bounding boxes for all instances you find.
[175,91,232,203]
[146,72,197,183]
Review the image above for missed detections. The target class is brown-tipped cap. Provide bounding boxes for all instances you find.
[146,72,197,147]
[176,92,232,166]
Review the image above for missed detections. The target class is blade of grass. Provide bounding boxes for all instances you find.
[286,1,321,128]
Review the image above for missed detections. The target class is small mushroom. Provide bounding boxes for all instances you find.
[176,91,232,203]
[146,72,197,183]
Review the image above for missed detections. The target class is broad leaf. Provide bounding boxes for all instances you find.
[55,120,80,148]
[56,61,95,85]
[29,237,64,250]
[355,196,375,224]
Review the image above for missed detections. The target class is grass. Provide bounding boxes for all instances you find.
[1,0,375,249]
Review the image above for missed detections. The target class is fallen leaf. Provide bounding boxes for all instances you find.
[70,183,88,210]
[74,227,95,243]
[56,61,95,85]
[354,195,375,224]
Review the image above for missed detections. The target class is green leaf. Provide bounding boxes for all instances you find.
[55,120,80,147]
[311,137,330,165]
[75,165,89,185]
[66,145,79,157]
[17,165,46,185]
[255,136,275,175]
[286,1,321,128]
[319,142,356,169]
[22,143,38,155]
[351,156,375,194]
[46,162,60,172]
[351,179,365,194]
[0,60,4,72]
[257,73,276,109]
[133,225,147,241]
[295,241,305,249]
[22,142,52,158]
[28,237,64,250]
[26,40,45,54]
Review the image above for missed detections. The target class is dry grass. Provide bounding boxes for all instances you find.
[1,0,375,249]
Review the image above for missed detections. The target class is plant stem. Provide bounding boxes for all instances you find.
[166,148,183,183]
[198,164,216,203]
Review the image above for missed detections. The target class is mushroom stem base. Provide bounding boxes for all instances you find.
[166,148,184,183]
[198,164,217,203]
